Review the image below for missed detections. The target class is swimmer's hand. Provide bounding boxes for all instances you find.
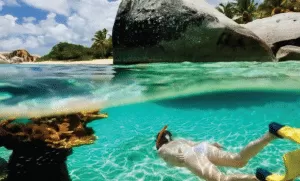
[176,148,185,163]
[212,143,224,150]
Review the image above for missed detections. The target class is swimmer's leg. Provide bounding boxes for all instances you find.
[206,132,276,168]
[184,150,257,181]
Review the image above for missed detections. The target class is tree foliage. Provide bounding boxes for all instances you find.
[40,29,113,61]
[40,42,93,61]
[91,28,113,58]
[217,0,300,23]
[257,0,300,18]
[216,0,258,23]
[216,2,236,19]
[234,0,258,23]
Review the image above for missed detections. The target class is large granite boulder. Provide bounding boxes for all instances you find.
[32,54,41,61]
[112,0,274,64]
[9,49,35,62]
[244,13,300,54]
[0,54,9,64]
[0,50,38,63]
[10,56,24,63]
[276,45,300,61]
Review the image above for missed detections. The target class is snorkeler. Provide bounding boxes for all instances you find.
[156,123,300,181]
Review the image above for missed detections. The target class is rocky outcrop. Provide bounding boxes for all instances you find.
[10,56,23,63]
[9,49,35,63]
[0,49,39,63]
[112,0,274,64]
[244,13,300,54]
[276,45,300,61]
[0,110,108,181]
[32,54,41,61]
[0,54,8,64]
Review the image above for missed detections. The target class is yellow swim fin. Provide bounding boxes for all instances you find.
[282,149,300,180]
[256,149,300,181]
[269,122,300,144]
[278,126,300,144]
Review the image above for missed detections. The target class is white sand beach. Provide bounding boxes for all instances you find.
[21,59,113,65]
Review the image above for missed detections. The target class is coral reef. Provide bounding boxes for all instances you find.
[0,110,108,181]
[0,110,108,149]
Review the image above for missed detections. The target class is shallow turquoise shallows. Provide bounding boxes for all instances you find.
[1,62,300,180]
[67,92,300,181]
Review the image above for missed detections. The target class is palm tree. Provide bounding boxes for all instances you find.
[257,0,300,17]
[91,29,108,48]
[284,0,300,12]
[91,29,113,58]
[216,0,258,23]
[216,2,236,19]
[258,0,284,17]
[234,0,258,23]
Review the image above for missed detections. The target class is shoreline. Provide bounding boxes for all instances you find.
[21,59,113,65]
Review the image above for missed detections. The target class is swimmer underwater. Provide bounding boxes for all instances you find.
[156,123,300,181]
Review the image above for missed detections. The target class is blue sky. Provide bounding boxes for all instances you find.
[0,0,236,55]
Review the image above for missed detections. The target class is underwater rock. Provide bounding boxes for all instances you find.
[244,13,300,55]
[6,142,72,181]
[276,45,300,61]
[0,158,7,181]
[0,110,108,181]
[112,0,274,64]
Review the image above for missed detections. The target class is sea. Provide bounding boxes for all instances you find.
[0,61,300,180]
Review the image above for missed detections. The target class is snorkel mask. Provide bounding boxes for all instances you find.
[156,125,168,149]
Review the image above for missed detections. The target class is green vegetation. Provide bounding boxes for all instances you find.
[216,0,300,23]
[216,2,236,19]
[40,43,94,61]
[91,28,113,59]
[234,0,258,23]
[257,0,300,18]
[40,29,112,61]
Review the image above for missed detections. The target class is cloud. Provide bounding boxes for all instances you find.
[4,0,19,6]
[0,15,20,38]
[20,0,70,15]
[0,13,73,54]
[0,37,23,50]
[23,16,36,23]
[0,1,4,11]
[0,0,121,55]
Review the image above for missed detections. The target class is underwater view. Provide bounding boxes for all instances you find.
[1,62,300,180]
[1,0,300,180]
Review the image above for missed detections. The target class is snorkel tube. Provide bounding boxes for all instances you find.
[156,125,168,149]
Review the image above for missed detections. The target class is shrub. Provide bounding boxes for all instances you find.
[40,42,94,61]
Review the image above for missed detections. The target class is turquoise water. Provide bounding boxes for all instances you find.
[1,62,300,180]
[67,94,300,181]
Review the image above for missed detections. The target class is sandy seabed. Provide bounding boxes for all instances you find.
[21,59,113,65]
